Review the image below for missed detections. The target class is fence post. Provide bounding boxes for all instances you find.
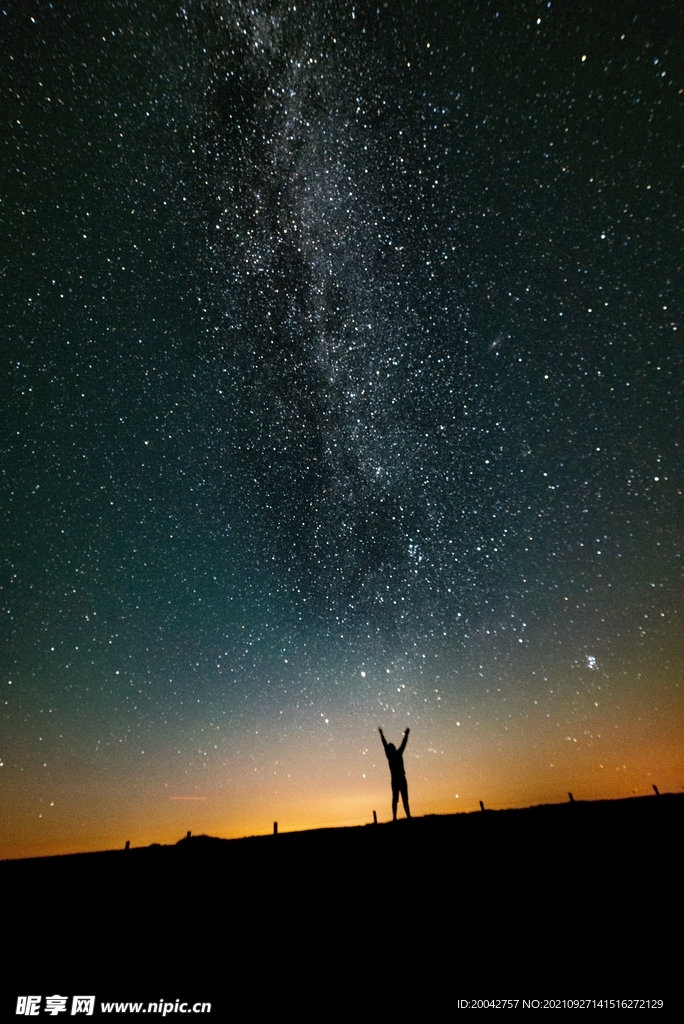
[273,821,278,835]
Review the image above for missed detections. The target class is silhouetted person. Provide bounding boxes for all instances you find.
[379,727,411,820]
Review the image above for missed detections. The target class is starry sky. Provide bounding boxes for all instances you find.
[2,0,682,860]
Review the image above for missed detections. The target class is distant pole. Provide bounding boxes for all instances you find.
[373,810,378,825]
[273,821,278,835]
[124,840,130,851]
[186,830,191,839]
[479,800,485,812]
[568,792,574,803]
[653,785,660,796]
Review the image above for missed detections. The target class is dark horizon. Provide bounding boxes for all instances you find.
[2,788,680,863]
[4,783,681,1009]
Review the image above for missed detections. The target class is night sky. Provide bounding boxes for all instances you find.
[2,0,682,860]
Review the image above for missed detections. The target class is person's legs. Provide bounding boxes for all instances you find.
[400,779,411,818]
[392,784,399,820]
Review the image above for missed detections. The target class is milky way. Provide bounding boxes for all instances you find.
[2,1,682,855]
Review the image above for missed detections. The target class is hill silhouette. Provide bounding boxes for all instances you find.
[3,794,680,1012]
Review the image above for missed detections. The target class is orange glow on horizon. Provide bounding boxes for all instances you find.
[3,736,682,863]
[3,671,682,862]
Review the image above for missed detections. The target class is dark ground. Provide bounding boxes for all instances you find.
[3,795,681,1013]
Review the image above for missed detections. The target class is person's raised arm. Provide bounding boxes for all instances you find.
[398,727,410,755]
[378,727,388,752]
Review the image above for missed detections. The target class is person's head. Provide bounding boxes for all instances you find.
[387,743,396,753]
